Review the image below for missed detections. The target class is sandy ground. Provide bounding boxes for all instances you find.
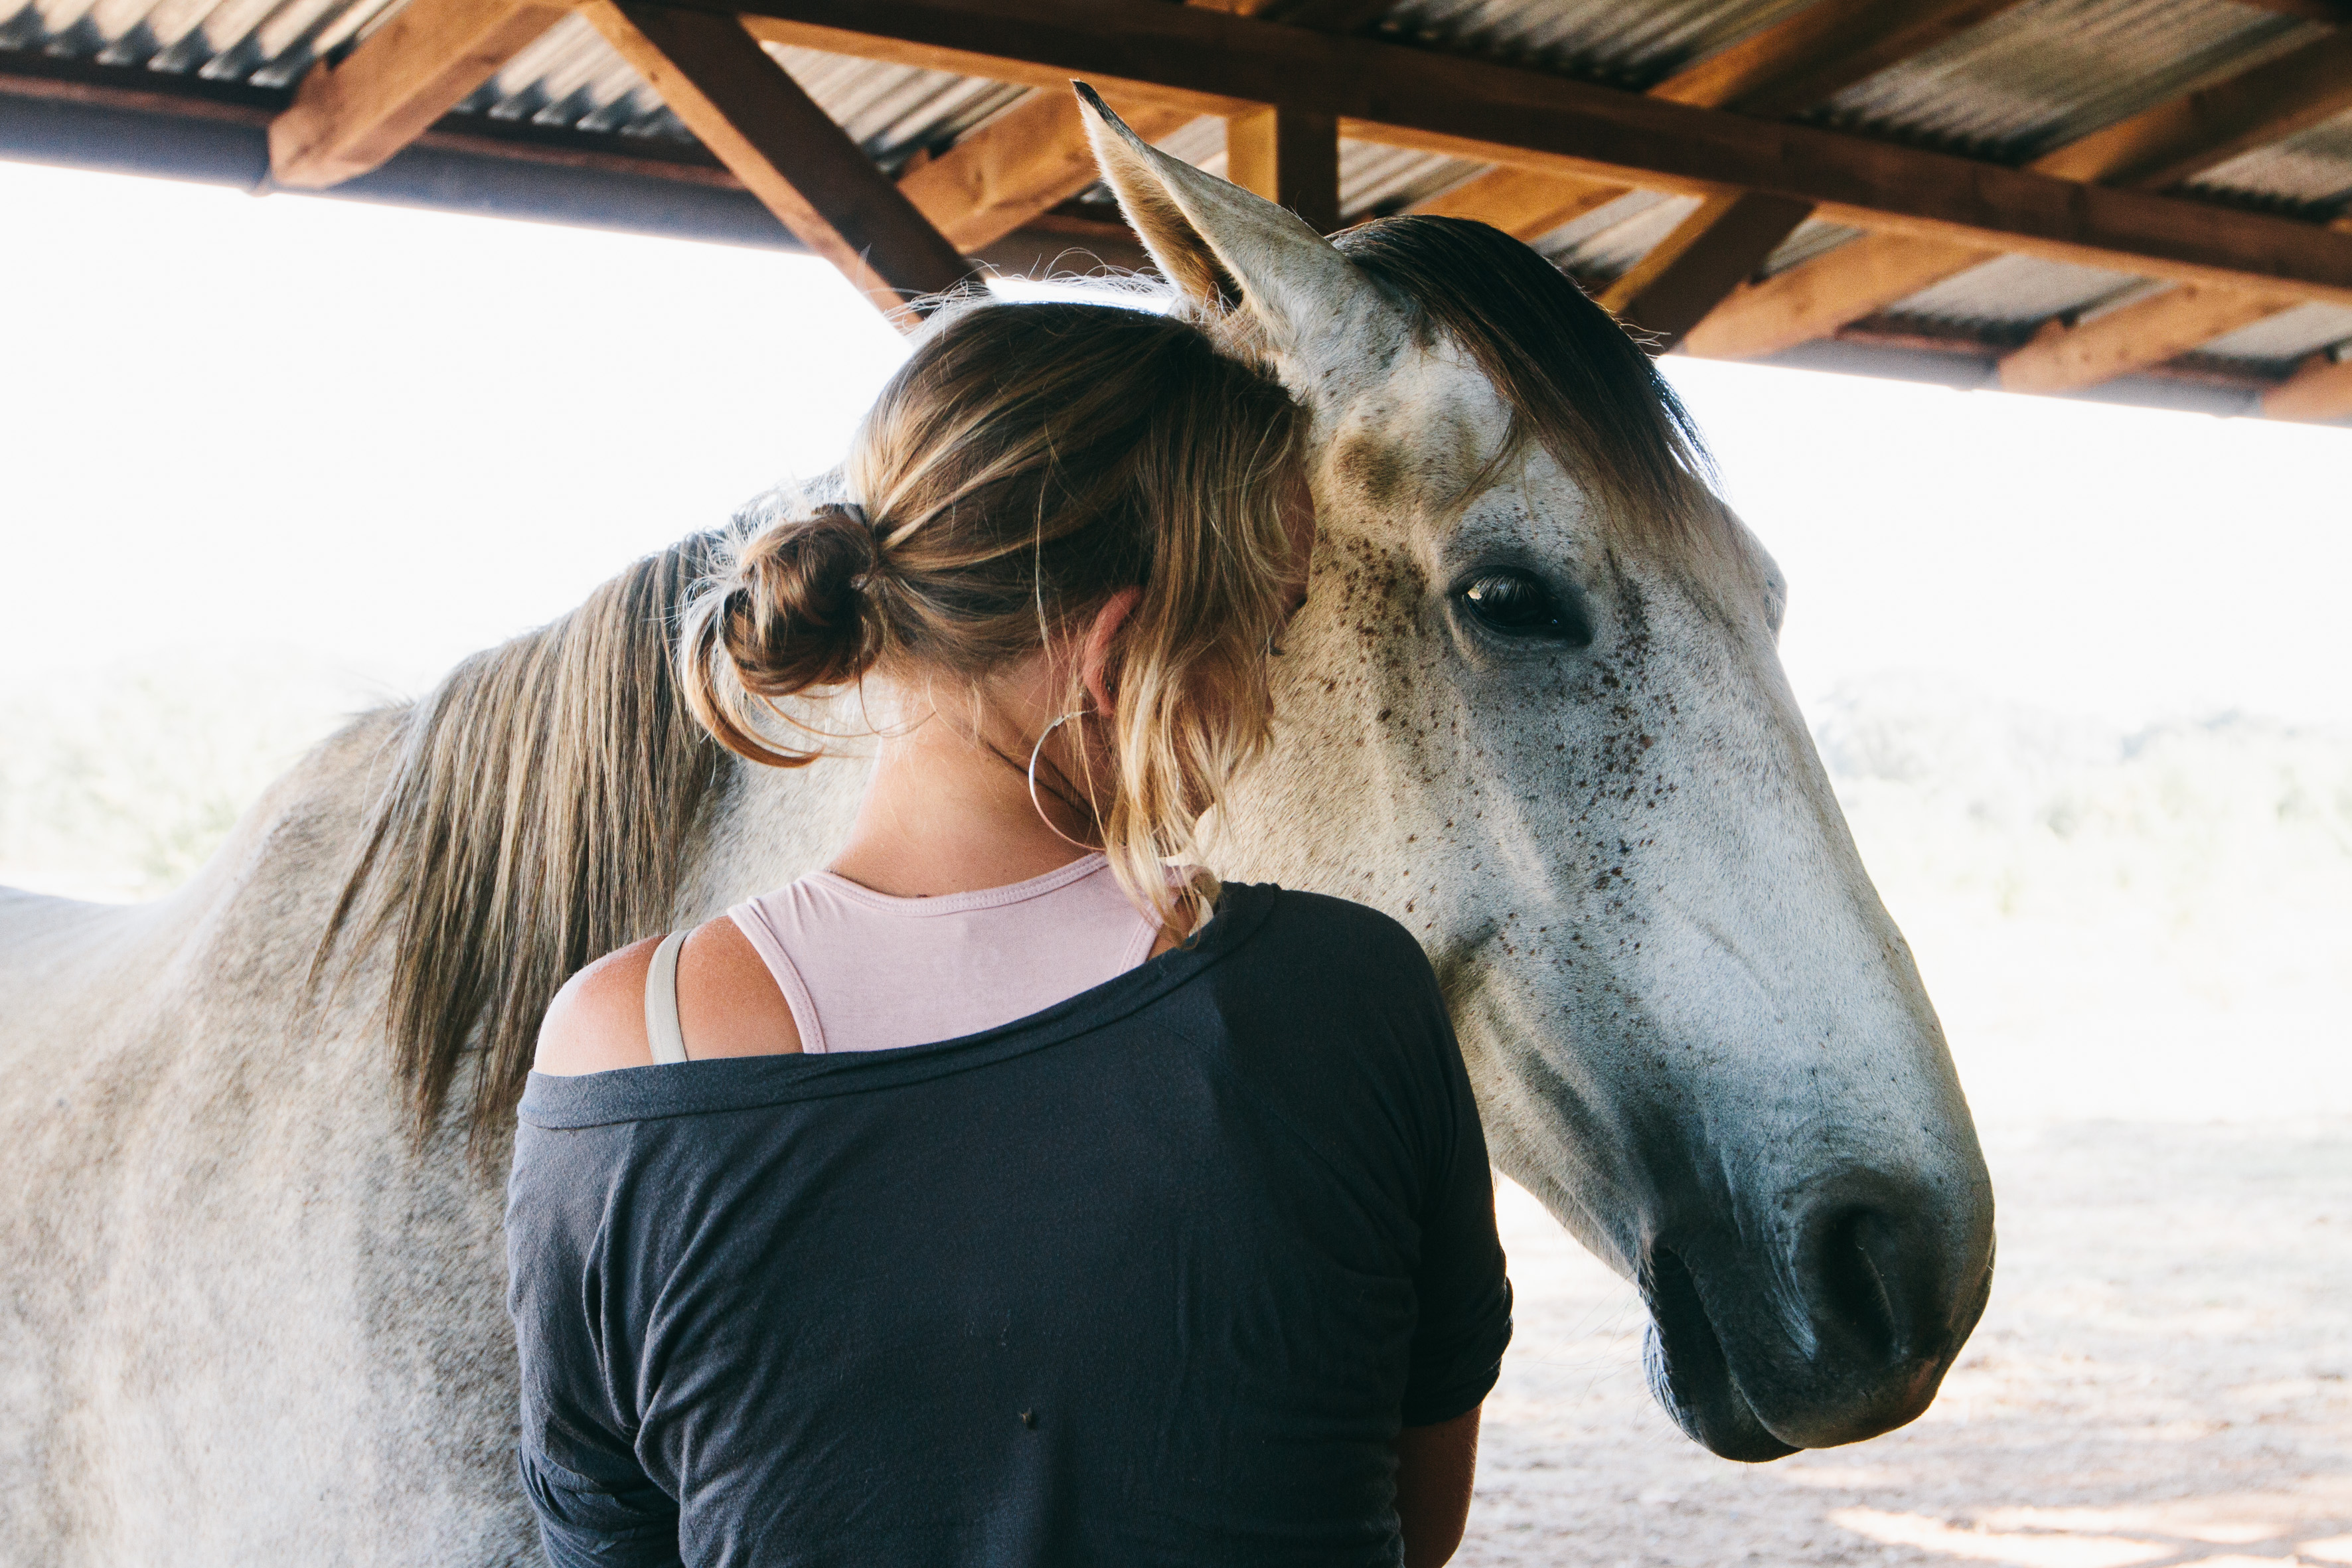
[1464,1119,2352,1568]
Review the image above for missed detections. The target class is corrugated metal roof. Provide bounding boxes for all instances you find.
[0,0,394,85]
[1340,139,1486,218]
[1373,0,1816,91]
[1761,216,1866,276]
[11,0,2348,212]
[5,0,2350,398]
[1885,252,2148,333]
[448,17,1026,164]
[457,15,679,139]
[2187,104,2352,217]
[1810,0,2321,165]
[2199,299,2352,366]
[1537,189,1698,279]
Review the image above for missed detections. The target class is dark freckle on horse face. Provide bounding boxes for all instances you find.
[1338,437,1411,505]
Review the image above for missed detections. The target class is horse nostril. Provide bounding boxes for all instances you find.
[1812,1208,1909,1366]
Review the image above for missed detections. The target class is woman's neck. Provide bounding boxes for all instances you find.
[825,696,1097,900]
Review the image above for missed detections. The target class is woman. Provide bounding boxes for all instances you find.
[510,298,1512,1567]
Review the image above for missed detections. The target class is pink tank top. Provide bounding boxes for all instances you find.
[726,854,1162,1054]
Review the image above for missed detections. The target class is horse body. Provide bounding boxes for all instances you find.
[0,105,1992,1563]
[1,720,512,1562]
[0,721,872,1563]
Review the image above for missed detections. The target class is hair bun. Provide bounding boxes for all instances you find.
[722,502,886,692]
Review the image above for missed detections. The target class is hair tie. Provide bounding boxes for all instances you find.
[817,500,873,533]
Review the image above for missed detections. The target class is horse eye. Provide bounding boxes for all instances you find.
[1457,570,1589,644]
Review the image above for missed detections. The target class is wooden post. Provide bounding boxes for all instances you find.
[1225,105,1341,235]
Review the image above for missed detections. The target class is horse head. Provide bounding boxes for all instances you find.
[1083,92,1996,1462]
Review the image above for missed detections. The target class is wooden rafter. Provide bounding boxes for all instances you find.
[898,88,1190,252]
[1582,0,2038,351]
[1408,167,1625,240]
[713,0,2352,309]
[580,2,972,324]
[1995,285,2294,395]
[1406,0,2029,276]
[1600,191,1813,351]
[2032,31,2352,191]
[1683,28,2352,368]
[898,0,1362,272]
[1226,105,1340,234]
[1962,33,2352,394]
[268,0,569,188]
[2263,351,2352,423]
[1654,0,2031,119]
[1680,232,1998,359]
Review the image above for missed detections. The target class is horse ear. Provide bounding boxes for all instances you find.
[1074,83,1379,357]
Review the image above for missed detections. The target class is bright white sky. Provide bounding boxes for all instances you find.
[3,157,2347,728]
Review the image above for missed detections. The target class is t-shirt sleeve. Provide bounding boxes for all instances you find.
[1394,949,1514,1428]
[507,1121,684,1568]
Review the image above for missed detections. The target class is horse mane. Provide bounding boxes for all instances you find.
[1332,216,1723,542]
[317,530,733,1162]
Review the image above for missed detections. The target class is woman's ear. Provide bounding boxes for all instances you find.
[1081,587,1144,717]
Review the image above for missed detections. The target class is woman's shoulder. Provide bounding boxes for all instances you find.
[535,935,668,1076]
[534,917,802,1076]
[1226,886,1442,1012]
[1247,886,1430,966]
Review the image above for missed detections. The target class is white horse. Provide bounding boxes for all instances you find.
[0,98,1993,1564]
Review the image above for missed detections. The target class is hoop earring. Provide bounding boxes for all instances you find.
[1027,711,1100,852]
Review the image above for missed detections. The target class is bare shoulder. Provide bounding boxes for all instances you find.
[675,915,803,1060]
[534,935,664,1075]
[535,917,803,1073]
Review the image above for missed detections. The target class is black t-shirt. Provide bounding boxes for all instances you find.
[506,884,1512,1568]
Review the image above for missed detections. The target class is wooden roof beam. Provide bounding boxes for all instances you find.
[898,87,1191,252]
[1405,0,2031,244]
[1958,33,2352,394]
[1409,168,1626,240]
[1601,191,1813,352]
[1995,285,2294,394]
[1590,0,2040,353]
[897,0,1366,270]
[2032,31,2352,191]
[1681,232,1996,359]
[1226,105,1340,234]
[580,2,974,325]
[1658,0,2033,119]
[1684,27,2352,362]
[269,0,570,189]
[2263,349,2352,424]
[719,0,2352,309]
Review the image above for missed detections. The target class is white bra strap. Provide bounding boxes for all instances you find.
[644,930,689,1065]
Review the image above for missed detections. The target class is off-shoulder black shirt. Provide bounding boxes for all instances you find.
[506,884,1512,1568]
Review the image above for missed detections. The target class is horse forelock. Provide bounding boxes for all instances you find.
[1330,216,1731,558]
[316,532,734,1162]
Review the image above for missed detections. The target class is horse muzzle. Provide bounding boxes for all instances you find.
[1638,1171,1997,1462]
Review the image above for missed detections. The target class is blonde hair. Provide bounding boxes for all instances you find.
[680,299,1306,932]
